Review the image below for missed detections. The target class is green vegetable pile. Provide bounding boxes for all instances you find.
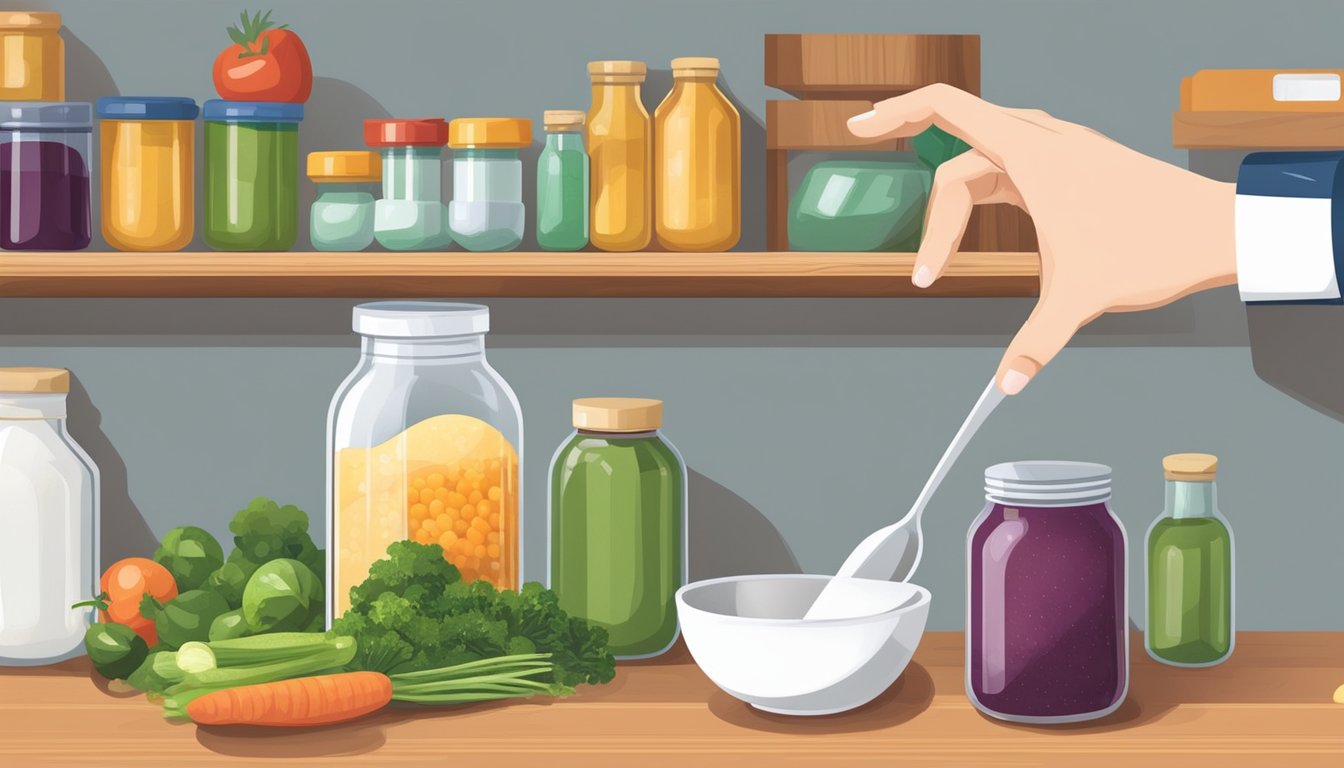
[332,541,616,687]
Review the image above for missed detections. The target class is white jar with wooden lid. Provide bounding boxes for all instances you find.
[0,367,100,664]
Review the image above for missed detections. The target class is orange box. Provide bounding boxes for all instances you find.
[1184,69,1344,111]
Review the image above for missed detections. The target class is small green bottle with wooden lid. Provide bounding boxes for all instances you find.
[1145,453,1235,666]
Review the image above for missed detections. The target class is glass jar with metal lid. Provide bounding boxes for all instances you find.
[364,118,452,250]
[308,151,380,251]
[203,100,303,251]
[967,460,1128,723]
[97,97,199,252]
[1,102,92,250]
[448,117,531,252]
[0,12,63,101]
[549,398,686,658]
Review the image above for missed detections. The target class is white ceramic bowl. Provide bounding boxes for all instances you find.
[676,574,931,716]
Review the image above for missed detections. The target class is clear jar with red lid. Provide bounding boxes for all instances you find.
[364,118,452,250]
[967,461,1128,723]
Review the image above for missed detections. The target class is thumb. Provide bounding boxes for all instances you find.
[997,303,1081,395]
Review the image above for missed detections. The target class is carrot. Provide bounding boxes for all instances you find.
[185,671,392,727]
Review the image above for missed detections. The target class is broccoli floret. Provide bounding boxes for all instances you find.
[229,497,324,569]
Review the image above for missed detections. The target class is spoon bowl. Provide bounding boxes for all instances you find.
[676,574,931,716]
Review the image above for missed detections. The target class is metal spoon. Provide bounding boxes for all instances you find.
[804,378,1005,620]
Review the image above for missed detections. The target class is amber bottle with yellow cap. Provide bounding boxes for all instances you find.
[549,398,686,658]
[1145,453,1234,667]
[0,368,100,664]
[654,57,741,251]
[587,61,652,251]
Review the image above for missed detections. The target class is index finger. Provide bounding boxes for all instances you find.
[847,83,1033,167]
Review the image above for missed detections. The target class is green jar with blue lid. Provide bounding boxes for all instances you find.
[550,397,686,659]
[203,100,302,251]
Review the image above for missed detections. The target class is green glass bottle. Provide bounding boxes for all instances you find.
[1145,453,1234,666]
[550,398,685,659]
[536,111,590,251]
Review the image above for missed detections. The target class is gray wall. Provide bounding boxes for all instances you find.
[4,0,1342,630]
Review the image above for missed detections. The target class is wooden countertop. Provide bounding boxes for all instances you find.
[1,632,1341,767]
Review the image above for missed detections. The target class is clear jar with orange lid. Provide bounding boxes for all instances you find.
[0,12,63,101]
[447,117,531,252]
[308,151,380,251]
[655,57,741,251]
[587,61,652,252]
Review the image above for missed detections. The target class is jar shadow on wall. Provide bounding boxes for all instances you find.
[64,374,157,566]
[61,28,117,251]
[686,470,800,580]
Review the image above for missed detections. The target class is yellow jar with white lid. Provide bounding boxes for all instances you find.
[0,12,63,101]
[327,302,524,621]
[97,97,199,251]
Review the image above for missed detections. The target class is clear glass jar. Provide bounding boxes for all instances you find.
[967,461,1127,723]
[0,12,63,101]
[307,151,380,251]
[654,57,741,251]
[448,118,530,252]
[0,368,100,665]
[327,302,523,622]
[203,100,302,251]
[536,110,589,251]
[365,118,452,250]
[550,398,686,659]
[97,97,198,252]
[0,102,92,250]
[1146,453,1234,667]
[588,60,652,251]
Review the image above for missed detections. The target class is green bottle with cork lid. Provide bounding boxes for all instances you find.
[1145,453,1235,667]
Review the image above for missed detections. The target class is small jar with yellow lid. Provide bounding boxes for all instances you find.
[308,151,381,251]
[447,118,532,251]
[97,97,198,252]
[0,12,63,101]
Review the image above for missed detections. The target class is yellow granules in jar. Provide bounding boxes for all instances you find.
[335,414,519,615]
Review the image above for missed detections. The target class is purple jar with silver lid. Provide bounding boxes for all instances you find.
[0,102,92,250]
[966,461,1128,723]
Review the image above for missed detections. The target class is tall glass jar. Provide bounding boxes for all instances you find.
[0,12,63,101]
[587,60,651,252]
[654,57,741,251]
[967,461,1127,723]
[97,97,198,252]
[550,398,686,659]
[1146,453,1234,667]
[0,368,100,665]
[536,110,589,251]
[203,100,301,251]
[327,302,523,622]
[307,151,380,251]
[0,102,91,250]
[365,118,452,250]
[448,117,530,252]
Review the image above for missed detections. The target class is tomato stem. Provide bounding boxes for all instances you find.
[71,592,110,612]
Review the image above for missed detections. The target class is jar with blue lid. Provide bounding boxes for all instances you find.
[97,97,198,252]
[0,102,92,250]
[203,99,303,251]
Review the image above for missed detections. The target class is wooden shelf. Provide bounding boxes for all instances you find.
[1173,110,1344,149]
[0,251,1040,298]
[2,632,1341,765]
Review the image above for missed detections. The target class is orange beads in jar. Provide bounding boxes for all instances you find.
[328,303,524,621]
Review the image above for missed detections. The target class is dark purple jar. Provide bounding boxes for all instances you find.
[0,102,93,251]
[967,461,1128,723]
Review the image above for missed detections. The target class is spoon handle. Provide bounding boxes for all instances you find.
[903,378,1005,527]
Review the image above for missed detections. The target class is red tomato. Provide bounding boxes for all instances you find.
[95,557,179,647]
[212,11,312,103]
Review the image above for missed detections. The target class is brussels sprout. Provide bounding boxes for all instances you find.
[153,526,225,591]
[144,589,230,650]
[84,622,149,680]
[242,558,323,633]
[209,608,252,641]
[205,557,258,609]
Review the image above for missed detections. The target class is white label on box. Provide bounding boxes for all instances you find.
[1272,73,1341,102]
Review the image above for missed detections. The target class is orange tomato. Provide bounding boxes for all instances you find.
[94,557,179,647]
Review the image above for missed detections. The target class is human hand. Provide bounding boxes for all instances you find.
[849,84,1238,394]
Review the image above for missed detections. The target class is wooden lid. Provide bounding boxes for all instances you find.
[0,12,60,29]
[573,398,663,432]
[1163,453,1218,481]
[543,110,586,131]
[672,57,720,77]
[0,367,69,393]
[589,60,647,84]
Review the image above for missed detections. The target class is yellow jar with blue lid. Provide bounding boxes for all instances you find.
[97,97,198,252]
